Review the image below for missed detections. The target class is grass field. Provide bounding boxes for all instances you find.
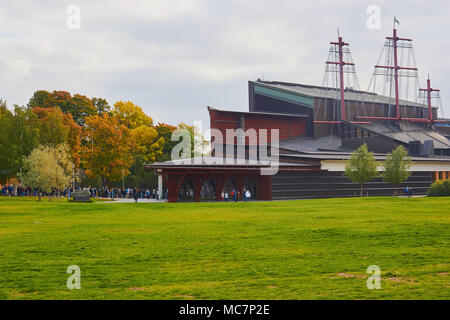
[0,196,449,300]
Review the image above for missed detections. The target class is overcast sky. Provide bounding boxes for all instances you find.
[1,0,449,127]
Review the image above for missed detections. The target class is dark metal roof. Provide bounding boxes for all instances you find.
[346,120,450,150]
[207,106,308,118]
[278,134,350,152]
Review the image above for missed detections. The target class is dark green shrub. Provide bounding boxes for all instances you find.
[427,180,450,197]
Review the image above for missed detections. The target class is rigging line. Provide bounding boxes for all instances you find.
[405,43,411,113]
[411,46,420,95]
[330,43,339,138]
[386,39,394,119]
[399,41,404,104]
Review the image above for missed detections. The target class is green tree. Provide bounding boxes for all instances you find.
[10,106,40,177]
[0,105,40,182]
[28,90,55,109]
[19,144,73,201]
[154,122,177,162]
[382,145,412,195]
[92,97,111,116]
[64,94,97,126]
[344,144,379,197]
[33,107,70,146]
[0,105,14,181]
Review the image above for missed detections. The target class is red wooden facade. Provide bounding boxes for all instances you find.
[208,107,307,144]
[156,167,272,202]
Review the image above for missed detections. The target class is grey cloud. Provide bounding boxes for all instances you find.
[0,0,449,126]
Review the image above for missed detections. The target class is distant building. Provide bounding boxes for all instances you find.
[148,26,450,202]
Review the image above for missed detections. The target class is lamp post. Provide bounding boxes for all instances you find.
[122,168,125,190]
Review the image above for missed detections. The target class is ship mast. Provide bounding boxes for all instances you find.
[374,18,417,121]
[328,32,351,121]
[314,31,370,125]
[419,76,440,126]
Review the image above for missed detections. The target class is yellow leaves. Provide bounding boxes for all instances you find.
[111,101,153,129]
[130,125,165,163]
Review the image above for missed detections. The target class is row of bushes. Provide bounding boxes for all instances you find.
[427,179,450,197]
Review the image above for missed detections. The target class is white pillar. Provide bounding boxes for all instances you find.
[158,174,163,200]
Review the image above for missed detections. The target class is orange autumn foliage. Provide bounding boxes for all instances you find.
[81,114,134,184]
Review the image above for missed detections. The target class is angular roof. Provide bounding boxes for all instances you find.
[253,80,437,109]
[147,156,316,168]
[347,120,450,150]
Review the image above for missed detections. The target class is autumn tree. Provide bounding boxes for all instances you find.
[28,90,97,126]
[382,145,412,195]
[81,114,134,186]
[131,125,165,163]
[63,113,82,168]
[344,144,379,197]
[111,101,153,129]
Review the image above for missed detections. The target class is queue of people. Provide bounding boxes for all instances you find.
[0,184,57,197]
[86,187,162,200]
[0,183,166,200]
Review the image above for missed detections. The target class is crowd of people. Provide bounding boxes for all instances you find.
[0,183,166,200]
[0,184,55,197]
[86,187,164,200]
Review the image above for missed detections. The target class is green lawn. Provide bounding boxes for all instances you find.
[0,196,448,300]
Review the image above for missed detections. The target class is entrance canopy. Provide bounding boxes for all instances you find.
[146,156,320,202]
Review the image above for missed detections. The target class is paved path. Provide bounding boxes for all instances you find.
[96,198,167,203]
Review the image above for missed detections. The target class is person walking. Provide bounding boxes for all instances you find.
[245,189,251,202]
[133,190,139,203]
[224,192,228,202]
